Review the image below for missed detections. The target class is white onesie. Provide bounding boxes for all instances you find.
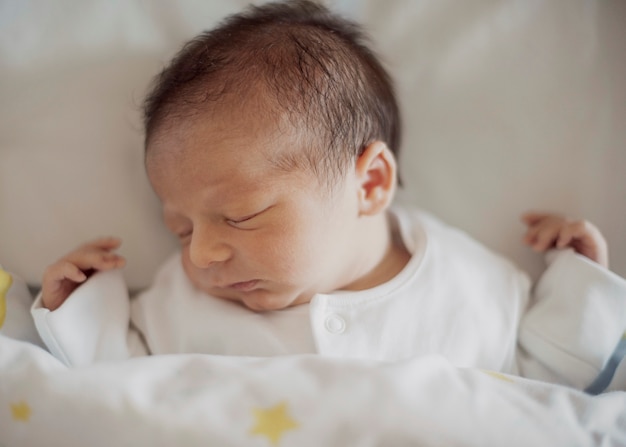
[32,208,626,390]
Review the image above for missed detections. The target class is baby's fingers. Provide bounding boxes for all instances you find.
[42,260,90,310]
[66,244,126,272]
[44,260,87,288]
[521,212,551,226]
[556,219,602,250]
[523,218,563,252]
[81,236,123,251]
[555,221,586,249]
[40,237,125,311]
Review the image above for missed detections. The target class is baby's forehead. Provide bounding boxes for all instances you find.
[147,108,313,180]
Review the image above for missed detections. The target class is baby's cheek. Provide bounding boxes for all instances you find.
[252,225,290,266]
[265,229,324,282]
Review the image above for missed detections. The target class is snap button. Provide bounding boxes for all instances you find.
[324,314,346,334]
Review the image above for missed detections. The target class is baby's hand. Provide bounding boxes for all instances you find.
[522,212,608,268]
[41,237,126,311]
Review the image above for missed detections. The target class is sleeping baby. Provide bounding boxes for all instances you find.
[32,0,626,389]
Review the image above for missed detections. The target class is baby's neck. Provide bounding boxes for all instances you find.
[340,212,411,291]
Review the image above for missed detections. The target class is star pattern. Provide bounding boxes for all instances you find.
[482,370,514,383]
[11,401,31,422]
[249,401,299,446]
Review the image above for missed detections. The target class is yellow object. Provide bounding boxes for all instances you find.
[249,401,299,446]
[11,401,31,422]
[0,268,12,330]
[482,370,515,383]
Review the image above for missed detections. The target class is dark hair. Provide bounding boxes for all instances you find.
[143,0,401,184]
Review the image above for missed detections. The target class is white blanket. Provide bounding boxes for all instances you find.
[1,334,625,447]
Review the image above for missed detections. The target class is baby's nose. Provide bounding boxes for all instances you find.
[188,230,232,268]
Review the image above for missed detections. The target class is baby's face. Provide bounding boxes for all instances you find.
[146,112,362,311]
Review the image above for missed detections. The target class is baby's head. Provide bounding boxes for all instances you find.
[143,0,405,311]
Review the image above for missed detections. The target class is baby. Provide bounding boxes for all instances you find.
[33,0,625,389]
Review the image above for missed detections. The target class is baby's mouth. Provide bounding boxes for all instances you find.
[227,279,260,292]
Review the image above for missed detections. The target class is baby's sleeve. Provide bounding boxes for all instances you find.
[31,269,147,366]
[517,249,626,389]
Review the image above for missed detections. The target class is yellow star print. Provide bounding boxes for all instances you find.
[249,401,299,446]
[11,401,31,422]
[482,370,514,383]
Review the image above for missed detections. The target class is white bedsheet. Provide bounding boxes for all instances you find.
[1,334,625,447]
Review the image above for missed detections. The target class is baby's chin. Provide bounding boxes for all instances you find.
[199,283,310,312]
[240,289,309,312]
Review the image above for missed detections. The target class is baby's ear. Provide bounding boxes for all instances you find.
[355,141,397,216]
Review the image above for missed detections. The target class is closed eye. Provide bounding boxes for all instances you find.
[226,206,273,227]
[228,214,258,224]
[177,230,192,243]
